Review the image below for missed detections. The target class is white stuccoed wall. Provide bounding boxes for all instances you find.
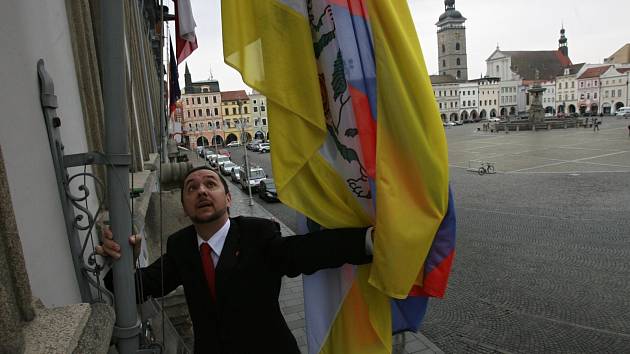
[0,0,92,307]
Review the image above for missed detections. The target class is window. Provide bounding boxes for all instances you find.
[496,65,500,75]
[586,93,590,99]
[187,111,191,118]
[208,123,212,131]
[213,96,217,103]
[456,58,461,65]
[197,97,201,104]
[244,107,248,114]
[571,94,574,100]
[462,101,466,107]
[262,118,267,125]
[558,95,561,101]
[202,88,209,93]
[261,106,266,111]
[196,109,201,117]
[232,108,237,115]
[456,42,460,50]
[565,94,568,100]
[254,106,258,112]
[205,97,209,104]
[565,82,568,89]
[456,70,461,78]
[594,81,598,86]
[468,100,471,106]
[216,121,220,129]
[442,59,446,67]
[618,89,622,97]
[441,44,445,53]
[594,92,597,99]
[225,108,229,115]
[580,82,584,88]
[253,99,257,104]
[606,90,610,98]
[186,98,189,105]
[571,82,575,88]
[439,102,442,109]
[206,109,211,116]
[193,110,196,117]
[214,108,219,116]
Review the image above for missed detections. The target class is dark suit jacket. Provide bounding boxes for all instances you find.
[136,216,372,354]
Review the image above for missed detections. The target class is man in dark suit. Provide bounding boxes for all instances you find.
[99,166,373,353]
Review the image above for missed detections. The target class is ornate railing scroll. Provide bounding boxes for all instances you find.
[38,59,124,304]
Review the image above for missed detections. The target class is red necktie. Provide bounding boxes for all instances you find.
[200,243,216,300]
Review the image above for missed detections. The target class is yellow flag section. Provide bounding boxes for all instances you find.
[368,1,449,298]
[223,0,447,353]
[223,0,371,229]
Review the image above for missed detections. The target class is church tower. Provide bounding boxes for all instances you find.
[436,0,468,80]
[558,27,568,58]
[184,63,193,93]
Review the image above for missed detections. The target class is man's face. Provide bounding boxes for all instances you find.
[182,169,231,224]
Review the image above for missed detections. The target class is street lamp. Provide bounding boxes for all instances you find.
[237,99,254,206]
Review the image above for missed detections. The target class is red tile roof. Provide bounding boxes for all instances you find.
[502,50,572,80]
[220,90,249,102]
[616,67,630,73]
[578,66,612,79]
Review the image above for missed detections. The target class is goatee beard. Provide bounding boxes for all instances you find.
[191,209,226,224]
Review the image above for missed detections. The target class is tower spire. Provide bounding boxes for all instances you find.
[558,25,568,58]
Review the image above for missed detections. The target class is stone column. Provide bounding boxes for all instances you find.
[0,146,35,354]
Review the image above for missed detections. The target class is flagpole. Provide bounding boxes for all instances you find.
[102,0,139,352]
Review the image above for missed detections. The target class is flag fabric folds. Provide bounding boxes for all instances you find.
[174,0,198,63]
[222,0,455,353]
[169,39,181,115]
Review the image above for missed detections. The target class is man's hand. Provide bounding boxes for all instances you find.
[96,226,142,262]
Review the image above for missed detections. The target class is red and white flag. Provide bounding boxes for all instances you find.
[174,0,198,63]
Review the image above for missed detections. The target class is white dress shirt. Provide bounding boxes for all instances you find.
[197,218,231,266]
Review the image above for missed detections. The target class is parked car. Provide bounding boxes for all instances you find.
[488,117,501,122]
[220,161,238,176]
[218,148,230,158]
[230,167,241,183]
[455,120,464,125]
[239,166,266,191]
[226,141,240,147]
[258,178,279,202]
[443,121,456,127]
[205,153,218,162]
[615,107,630,118]
[246,140,262,150]
[259,143,270,153]
[210,155,230,169]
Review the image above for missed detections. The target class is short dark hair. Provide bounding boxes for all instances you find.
[180,166,230,202]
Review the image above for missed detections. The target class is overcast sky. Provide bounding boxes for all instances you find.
[169,0,629,91]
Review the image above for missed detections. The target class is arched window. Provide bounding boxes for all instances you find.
[496,65,500,75]
[442,59,446,67]
[455,42,460,50]
[441,44,445,53]
[456,70,461,78]
[456,58,461,65]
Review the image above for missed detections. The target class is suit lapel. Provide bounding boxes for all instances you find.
[216,218,241,289]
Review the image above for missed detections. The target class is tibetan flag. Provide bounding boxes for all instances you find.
[168,39,181,115]
[174,0,198,63]
[223,0,455,353]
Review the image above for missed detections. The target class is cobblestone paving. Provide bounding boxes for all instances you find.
[423,119,630,353]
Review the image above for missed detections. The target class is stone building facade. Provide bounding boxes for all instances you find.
[436,0,468,80]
